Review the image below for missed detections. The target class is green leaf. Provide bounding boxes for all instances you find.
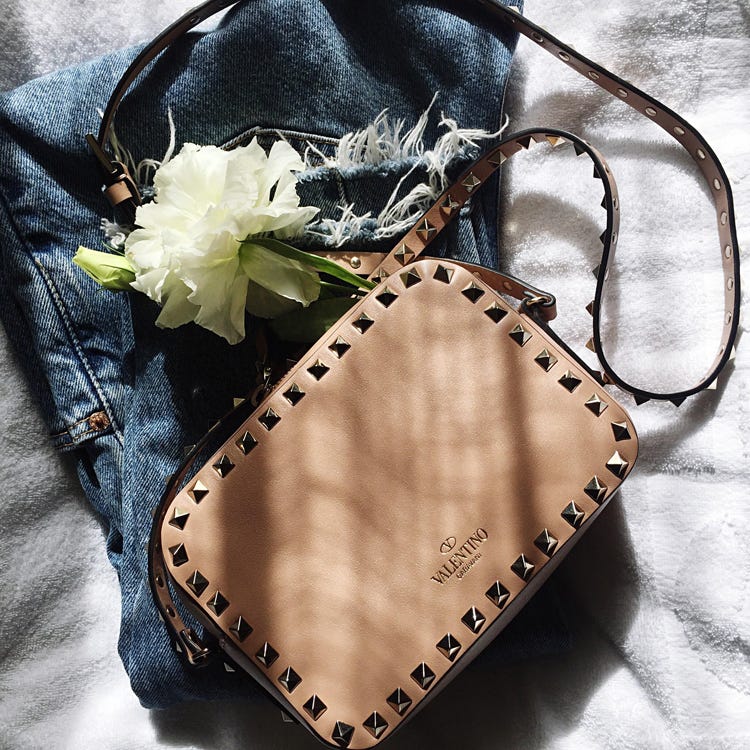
[269,297,359,343]
[244,279,301,319]
[239,242,321,307]
[73,246,136,291]
[244,237,376,291]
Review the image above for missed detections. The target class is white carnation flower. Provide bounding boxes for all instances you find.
[124,138,319,344]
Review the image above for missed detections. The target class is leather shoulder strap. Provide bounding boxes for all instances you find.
[86,0,740,406]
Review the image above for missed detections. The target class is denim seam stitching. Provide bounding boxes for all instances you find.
[30,255,125,446]
[0,184,125,447]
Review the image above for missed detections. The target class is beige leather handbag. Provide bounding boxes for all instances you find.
[87,2,741,748]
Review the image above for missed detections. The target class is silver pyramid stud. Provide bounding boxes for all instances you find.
[393,243,414,265]
[599,231,607,245]
[255,642,279,668]
[461,606,486,633]
[606,451,629,478]
[485,580,510,608]
[233,397,246,408]
[307,360,330,381]
[511,554,535,581]
[462,282,485,303]
[329,336,351,358]
[416,219,438,242]
[461,173,481,192]
[433,264,454,284]
[584,476,608,504]
[183,444,196,458]
[706,379,718,391]
[223,662,236,673]
[585,337,597,353]
[376,287,399,308]
[535,348,558,371]
[259,408,281,430]
[303,694,327,721]
[386,687,412,715]
[374,268,390,282]
[546,134,567,147]
[236,431,258,454]
[283,383,306,405]
[441,194,460,214]
[410,662,436,690]
[436,633,462,661]
[634,394,651,406]
[206,590,229,616]
[592,264,601,278]
[488,151,507,167]
[363,711,389,739]
[169,543,189,567]
[670,395,687,407]
[517,134,534,149]
[401,269,422,288]
[593,164,602,180]
[188,482,208,504]
[352,313,374,333]
[534,529,558,557]
[509,324,532,346]
[611,421,631,441]
[584,394,608,416]
[186,569,209,597]
[586,300,595,316]
[559,370,582,392]
[574,142,587,157]
[278,666,302,693]
[169,507,190,530]
[484,302,508,323]
[212,454,235,477]
[229,615,253,642]
[562,501,585,528]
[332,721,355,748]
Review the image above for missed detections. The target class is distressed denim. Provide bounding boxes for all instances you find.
[0,0,569,710]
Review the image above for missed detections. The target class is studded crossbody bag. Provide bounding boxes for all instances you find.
[87,1,741,747]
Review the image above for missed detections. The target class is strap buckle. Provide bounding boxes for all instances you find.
[85,133,142,210]
[178,628,213,667]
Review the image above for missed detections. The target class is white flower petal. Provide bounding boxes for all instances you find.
[126,138,318,343]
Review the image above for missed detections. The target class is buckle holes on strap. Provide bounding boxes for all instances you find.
[188,15,200,24]
[721,212,728,226]
[713,178,722,191]
[725,245,732,259]
[697,148,707,160]
[503,281,513,291]
[726,313,733,325]
[166,606,176,617]
[588,71,600,80]
[613,197,619,210]
[156,574,164,587]
[558,51,570,61]
[728,278,734,291]
[674,126,686,136]
[645,107,657,117]
[617,88,628,98]
[532,31,544,43]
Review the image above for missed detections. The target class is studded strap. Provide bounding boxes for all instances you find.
[108,0,741,664]
[88,0,739,406]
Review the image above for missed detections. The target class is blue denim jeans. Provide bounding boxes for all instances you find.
[0,0,568,710]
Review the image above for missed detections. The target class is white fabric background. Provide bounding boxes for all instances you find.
[0,1,748,748]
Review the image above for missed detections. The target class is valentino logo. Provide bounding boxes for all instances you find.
[431,528,488,585]
[440,537,457,554]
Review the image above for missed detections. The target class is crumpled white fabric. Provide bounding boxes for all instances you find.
[0,0,748,748]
